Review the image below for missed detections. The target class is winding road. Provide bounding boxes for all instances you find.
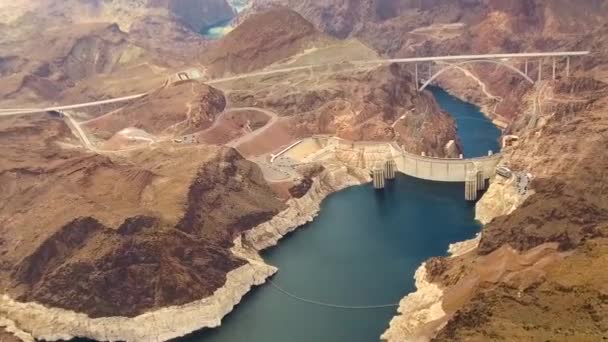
[223,107,279,148]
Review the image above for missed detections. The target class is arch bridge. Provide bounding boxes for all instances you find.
[402,51,590,91]
[0,51,590,117]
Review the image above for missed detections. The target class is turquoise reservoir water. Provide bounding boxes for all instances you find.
[201,19,234,40]
[429,86,501,158]
[181,179,479,342]
[69,88,499,342]
[176,89,501,342]
[200,0,251,40]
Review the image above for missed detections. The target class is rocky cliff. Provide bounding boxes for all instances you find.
[222,60,460,156]
[0,1,210,107]
[0,113,286,321]
[84,80,226,141]
[0,126,368,341]
[253,0,608,123]
[203,8,335,76]
[382,74,608,342]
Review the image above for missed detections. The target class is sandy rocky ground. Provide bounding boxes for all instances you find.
[1,1,608,341]
[0,2,466,341]
[245,0,608,340]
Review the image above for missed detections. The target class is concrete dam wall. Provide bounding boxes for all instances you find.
[303,136,502,183]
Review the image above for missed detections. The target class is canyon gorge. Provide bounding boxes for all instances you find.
[0,1,607,341]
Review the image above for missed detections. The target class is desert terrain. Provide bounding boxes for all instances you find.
[1,1,608,341]
[0,2,463,341]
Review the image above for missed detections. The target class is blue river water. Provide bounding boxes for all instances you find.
[201,0,251,40]
[67,88,498,342]
[429,86,501,158]
[201,19,234,40]
[175,89,502,342]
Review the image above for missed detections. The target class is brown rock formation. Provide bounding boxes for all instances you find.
[225,62,459,156]
[203,8,335,76]
[0,114,285,318]
[252,0,608,122]
[409,68,608,342]
[84,81,227,140]
[0,328,21,342]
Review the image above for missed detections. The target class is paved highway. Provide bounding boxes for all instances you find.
[62,111,95,150]
[0,94,147,116]
[224,107,279,148]
[0,51,590,116]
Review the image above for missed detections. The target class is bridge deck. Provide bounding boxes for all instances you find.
[0,51,590,116]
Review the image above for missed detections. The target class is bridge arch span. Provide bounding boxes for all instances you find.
[419,59,535,92]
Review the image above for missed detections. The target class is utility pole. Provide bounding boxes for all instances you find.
[415,63,419,91]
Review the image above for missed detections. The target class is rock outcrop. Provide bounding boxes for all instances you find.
[382,75,608,341]
[84,80,227,141]
[0,152,368,341]
[381,263,446,342]
[0,114,285,328]
[203,8,335,76]
[0,2,211,106]
[475,175,528,225]
[224,62,460,157]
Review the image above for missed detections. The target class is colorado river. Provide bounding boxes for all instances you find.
[201,0,251,40]
[178,89,501,342]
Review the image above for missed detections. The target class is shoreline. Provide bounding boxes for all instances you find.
[433,81,509,129]
[1,83,498,342]
[1,164,502,342]
[380,231,482,342]
[381,173,529,341]
[0,163,368,342]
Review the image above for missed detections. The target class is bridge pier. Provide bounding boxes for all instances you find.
[524,59,528,76]
[566,57,571,78]
[552,57,557,80]
[538,59,543,82]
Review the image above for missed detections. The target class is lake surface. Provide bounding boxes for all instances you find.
[177,89,501,342]
[201,19,234,40]
[429,86,501,158]
[200,0,251,40]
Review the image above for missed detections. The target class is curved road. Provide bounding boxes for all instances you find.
[223,107,279,148]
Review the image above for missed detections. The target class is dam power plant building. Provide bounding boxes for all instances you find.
[292,136,500,199]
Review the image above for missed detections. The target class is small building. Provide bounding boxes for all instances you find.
[182,135,198,144]
[177,72,190,81]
